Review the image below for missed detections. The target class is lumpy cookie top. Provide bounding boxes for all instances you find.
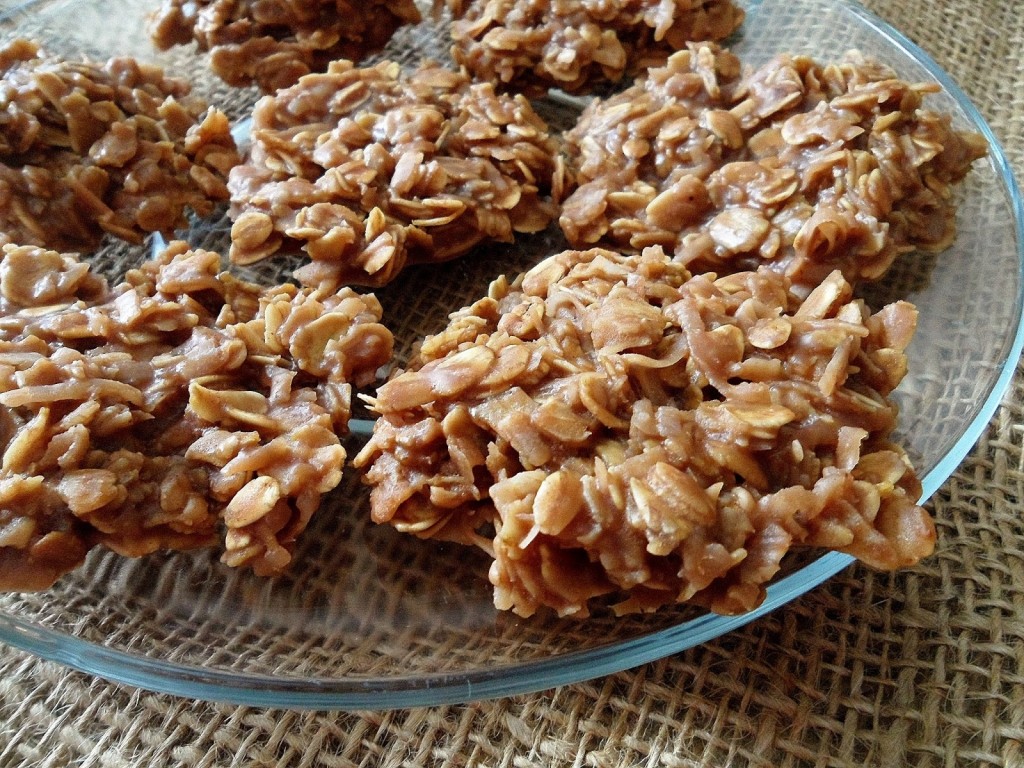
[355,245,934,617]
[149,0,422,93]
[445,0,744,96]
[0,39,238,252]
[560,43,987,293]
[228,59,567,290]
[0,241,393,591]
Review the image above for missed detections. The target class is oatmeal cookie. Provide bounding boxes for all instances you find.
[0,39,238,252]
[228,59,566,290]
[560,43,987,293]
[355,245,934,617]
[445,0,744,96]
[0,241,392,590]
[149,0,422,93]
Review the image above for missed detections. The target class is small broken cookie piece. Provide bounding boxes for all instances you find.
[0,39,239,253]
[444,0,744,96]
[355,245,934,617]
[148,0,423,93]
[0,242,393,590]
[228,59,566,290]
[560,43,987,293]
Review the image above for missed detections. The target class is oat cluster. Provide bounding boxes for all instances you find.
[445,0,744,95]
[355,246,935,617]
[148,0,422,93]
[560,43,988,293]
[228,59,566,290]
[0,39,239,253]
[0,242,392,590]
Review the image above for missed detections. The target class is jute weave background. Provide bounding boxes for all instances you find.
[2,0,1024,765]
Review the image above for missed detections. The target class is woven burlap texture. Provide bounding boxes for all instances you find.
[3,0,1024,765]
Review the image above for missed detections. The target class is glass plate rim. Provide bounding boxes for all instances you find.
[1,0,1022,710]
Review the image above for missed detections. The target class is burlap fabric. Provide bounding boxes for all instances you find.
[2,0,1024,765]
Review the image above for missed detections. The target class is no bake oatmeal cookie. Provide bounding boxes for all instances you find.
[228,59,566,290]
[0,40,238,253]
[444,0,744,95]
[0,241,392,590]
[149,0,422,93]
[560,43,987,293]
[355,246,934,617]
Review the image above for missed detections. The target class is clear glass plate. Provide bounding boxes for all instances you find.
[1,0,1021,709]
